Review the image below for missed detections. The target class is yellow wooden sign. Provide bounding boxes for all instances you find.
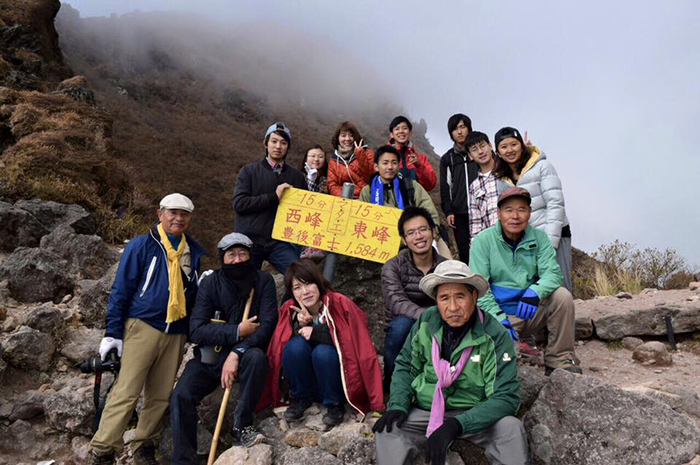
[271,188,401,264]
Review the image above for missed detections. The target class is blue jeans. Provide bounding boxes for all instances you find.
[250,240,299,276]
[383,315,416,392]
[282,336,344,406]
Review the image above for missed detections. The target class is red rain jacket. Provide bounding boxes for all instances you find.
[258,291,385,416]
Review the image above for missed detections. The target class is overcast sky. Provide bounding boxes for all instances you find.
[65,0,700,266]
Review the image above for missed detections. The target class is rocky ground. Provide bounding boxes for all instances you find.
[2,200,700,465]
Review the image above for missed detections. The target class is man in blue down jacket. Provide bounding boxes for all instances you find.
[169,232,278,463]
[90,193,205,465]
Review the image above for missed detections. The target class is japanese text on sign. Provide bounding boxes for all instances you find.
[272,188,401,263]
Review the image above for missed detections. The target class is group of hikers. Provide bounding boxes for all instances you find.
[88,115,580,465]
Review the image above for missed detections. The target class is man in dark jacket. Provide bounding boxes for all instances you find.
[439,114,479,263]
[90,193,205,465]
[169,233,278,462]
[232,122,307,275]
[380,206,447,392]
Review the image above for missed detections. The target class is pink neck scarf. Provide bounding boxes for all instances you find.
[426,310,483,437]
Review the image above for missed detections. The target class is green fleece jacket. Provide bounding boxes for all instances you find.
[469,222,563,322]
[386,306,520,434]
[359,179,440,226]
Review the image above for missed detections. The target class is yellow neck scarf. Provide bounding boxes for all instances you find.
[157,223,187,324]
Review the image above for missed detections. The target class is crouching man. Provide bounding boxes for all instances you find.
[169,233,278,464]
[90,193,204,465]
[374,260,528,465]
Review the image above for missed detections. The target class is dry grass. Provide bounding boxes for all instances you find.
[593,266,619,296]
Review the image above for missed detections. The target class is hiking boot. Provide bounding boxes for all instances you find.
[323,403,345,426]
[545,361,583,376]
[231,425,264,448]
[284,397,313,421]
[133,442,159,465]
[90,451,115,465]
[517,339,541,360]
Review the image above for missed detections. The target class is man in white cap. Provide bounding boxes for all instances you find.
[232,122,307,276]
[374,260,527,465]
[90,193,205,465]
[169,232,278,462]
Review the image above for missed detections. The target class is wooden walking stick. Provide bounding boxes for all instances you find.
[207,289,255,465]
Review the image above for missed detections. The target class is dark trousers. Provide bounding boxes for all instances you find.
[453,213,471,264]
[250,240,299,276]
[169,348,269,465]
[282,336,344,406]
[383,315,415,393]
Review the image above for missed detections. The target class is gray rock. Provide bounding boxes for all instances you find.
[524,370,700,465]
[78,262,118,328]
[0,201,48,252]
[14,199,96,235]
[23,303,65,337]
[43,382,95,435]
[281,446,341,465]
[616,292,633,299]
[413,451,466,465]
[71,435,91,462]
[0,358,6,385]
[60,326,102,363]
[575,314,594,339]
[622,336,644,351]
[9,390,46,420]
[318,422,372,455]
[337,435,377,465]
[452,440,489,465]
[624,383,700,419]
[576,292,700,340]
[0,248,74,303]
[8,419,35,452]
[517,364,547,410]
[214,443,273,465]
[632,341,673,366]
[40,225,119,280]
[1,326,55,370]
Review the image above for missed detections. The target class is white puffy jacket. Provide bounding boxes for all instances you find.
[496,147,569,249]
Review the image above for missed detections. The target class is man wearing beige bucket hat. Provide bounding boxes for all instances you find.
[373,260,528,465]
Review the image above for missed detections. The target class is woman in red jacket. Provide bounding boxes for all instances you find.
[327,121,375,198]
[259,260,384,426]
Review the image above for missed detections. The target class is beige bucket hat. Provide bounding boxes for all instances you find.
[419,260,489,299]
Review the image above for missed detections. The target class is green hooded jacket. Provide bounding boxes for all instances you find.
[386,306,520,434]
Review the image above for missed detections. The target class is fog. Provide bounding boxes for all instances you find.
[64,0,700,265]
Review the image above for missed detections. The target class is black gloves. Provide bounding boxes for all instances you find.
[424,418,462,465]
[372,409,408,433]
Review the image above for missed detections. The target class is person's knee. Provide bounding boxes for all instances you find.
[283,336,311,360]
[243,347,269,371]
[494,415,525,435]
[311,344,339,367]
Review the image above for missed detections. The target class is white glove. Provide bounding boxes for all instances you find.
[99,337,123,361]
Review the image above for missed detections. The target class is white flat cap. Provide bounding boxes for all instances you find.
[159,193,194,212]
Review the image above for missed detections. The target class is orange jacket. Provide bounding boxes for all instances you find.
[327,147,375,198]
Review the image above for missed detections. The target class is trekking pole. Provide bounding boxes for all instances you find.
[207,289,255,465]
[323,182,355,283]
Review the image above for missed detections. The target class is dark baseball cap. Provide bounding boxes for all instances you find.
[497,187,531,207]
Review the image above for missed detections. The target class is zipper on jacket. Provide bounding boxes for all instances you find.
[140,256,158,297]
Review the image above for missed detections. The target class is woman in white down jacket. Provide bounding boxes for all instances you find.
[492,126,573,292]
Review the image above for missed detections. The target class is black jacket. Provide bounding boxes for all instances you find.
[439,148,479,216]
[232,158,307,246]
[189,269,278,358]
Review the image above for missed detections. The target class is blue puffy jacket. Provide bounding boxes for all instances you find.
[105,227,205,339]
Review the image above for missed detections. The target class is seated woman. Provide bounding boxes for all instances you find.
[259,260,384,426]
[360,145,451,258]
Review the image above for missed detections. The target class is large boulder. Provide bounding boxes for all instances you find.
[517,365,547,410]
[337,435,377,465]
[318,422,372,455]
[281,446,341,465]
[632,341,673,366]
[40,225,119,280]
[14,198,96,235]
[524,370,700,465]
[0,247,73,303]
[23,303,65,337]
[0,201,48,252]
[8,390,46,421]
[213,443,273,465]
[576,290,700,340]
[60,326,102,363]
[78,262,118,328]
[43,381,95,436]
[1,326,55,371]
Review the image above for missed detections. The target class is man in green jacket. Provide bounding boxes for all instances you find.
[469,187,581,375]
[373,260,527,465]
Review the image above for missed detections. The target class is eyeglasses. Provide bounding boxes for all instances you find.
[404,226,431,238]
